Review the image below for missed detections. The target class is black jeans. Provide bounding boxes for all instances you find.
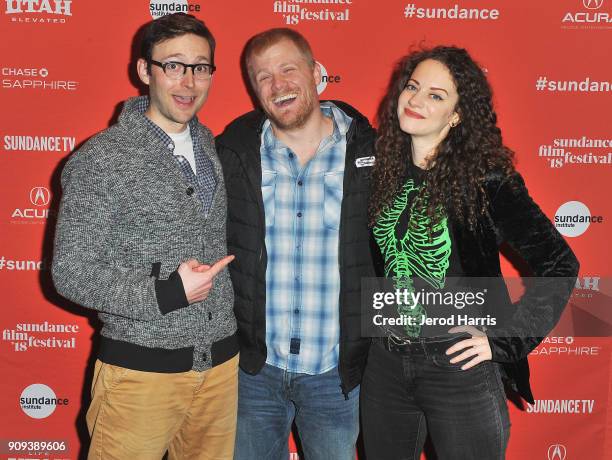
[361,338,510,460]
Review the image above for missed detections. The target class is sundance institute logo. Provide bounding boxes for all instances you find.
[20,383,68,419]
[149,0,200,19]
[554,201,603,237]
[316,61,341,95]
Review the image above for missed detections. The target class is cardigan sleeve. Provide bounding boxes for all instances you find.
[485,171,579,363]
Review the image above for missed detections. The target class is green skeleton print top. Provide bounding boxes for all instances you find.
[373,170,452,337]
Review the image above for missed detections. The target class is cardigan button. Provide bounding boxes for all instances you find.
[186,187,194,196]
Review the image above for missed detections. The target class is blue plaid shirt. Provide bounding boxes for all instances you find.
[261,102,352,375]
[134,96,216,215]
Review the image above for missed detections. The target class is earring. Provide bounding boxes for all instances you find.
[450,120,459,128]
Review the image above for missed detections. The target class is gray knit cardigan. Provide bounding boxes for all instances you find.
[52,97,237,372]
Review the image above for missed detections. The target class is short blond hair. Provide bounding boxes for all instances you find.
[244,28,314,80]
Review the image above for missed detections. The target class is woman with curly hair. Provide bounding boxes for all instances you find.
[361,46,579,459]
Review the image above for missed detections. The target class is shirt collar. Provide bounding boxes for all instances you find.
[262,101,352,152]
[132,96,199,148]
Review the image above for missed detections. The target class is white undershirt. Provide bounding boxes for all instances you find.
[168,125,196,173]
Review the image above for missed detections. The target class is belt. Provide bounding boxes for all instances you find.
[374,334,469,356]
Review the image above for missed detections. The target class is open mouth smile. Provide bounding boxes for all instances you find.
[173,95,196,107]
[272,93,298,107]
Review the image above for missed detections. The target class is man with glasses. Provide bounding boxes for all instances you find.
[52,13,238,459]
[216,28,376,459]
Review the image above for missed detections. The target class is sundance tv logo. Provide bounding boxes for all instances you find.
[11,186,52,223]
[3,133,76,153]
[4,0,72,24]
[20,383,69,419]
[528,399,595,414]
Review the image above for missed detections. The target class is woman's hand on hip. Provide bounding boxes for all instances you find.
[445,325,493,370]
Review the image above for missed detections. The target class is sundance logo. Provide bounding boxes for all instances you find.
[554,201,603,237]
[3,321,78,352]
[538,135,611,169]
[149,0,200,19]
[273,0,351,25]
[316,61,341,95]
[20,383,68,419]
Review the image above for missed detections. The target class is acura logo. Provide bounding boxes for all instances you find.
[583,0,604,9]
[548,444,567,460]
[30,187,51,207]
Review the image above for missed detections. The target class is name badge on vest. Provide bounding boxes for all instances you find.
[355,156,375,168]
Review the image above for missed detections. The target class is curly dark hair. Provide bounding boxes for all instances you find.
[368,46,515,231]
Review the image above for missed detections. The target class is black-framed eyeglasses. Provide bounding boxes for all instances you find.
[149,60,216,80]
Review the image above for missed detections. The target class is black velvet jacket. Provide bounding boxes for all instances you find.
[372,168,578,403]
[450,170,579,403]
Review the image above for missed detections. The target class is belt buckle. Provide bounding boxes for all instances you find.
[388,334,411,350]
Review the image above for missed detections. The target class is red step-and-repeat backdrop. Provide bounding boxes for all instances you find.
[1,1,610,459]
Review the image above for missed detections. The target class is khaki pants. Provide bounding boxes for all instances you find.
[86,354,239,460]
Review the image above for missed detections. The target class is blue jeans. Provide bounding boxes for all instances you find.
[234,364,359,460]
[361,339,510,460]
